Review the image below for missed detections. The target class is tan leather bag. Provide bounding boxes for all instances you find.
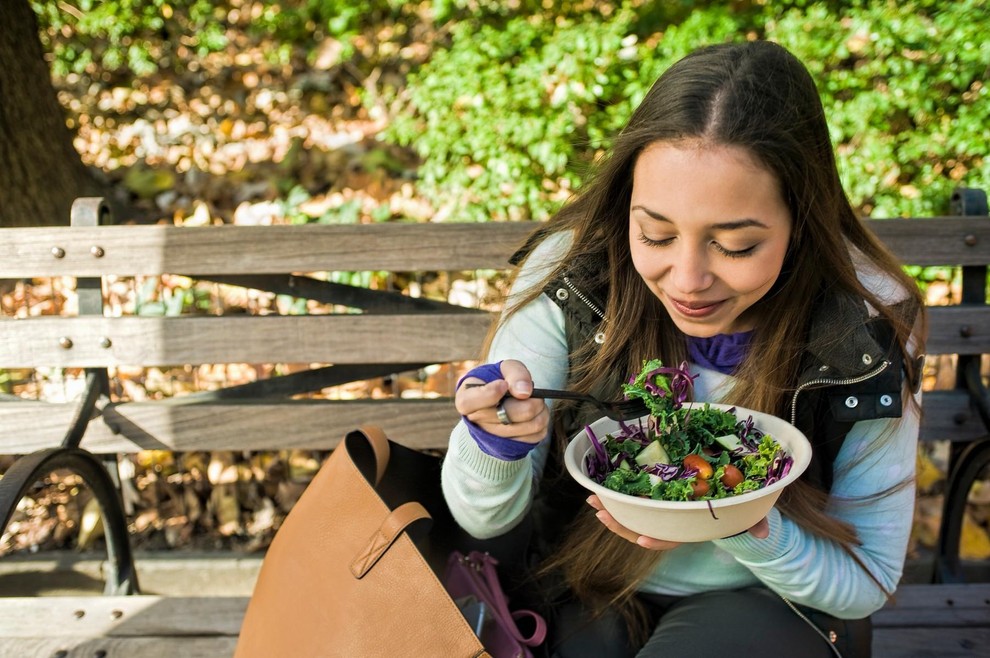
[235,425,491,658]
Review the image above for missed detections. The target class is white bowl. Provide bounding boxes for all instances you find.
[563,402,812,543]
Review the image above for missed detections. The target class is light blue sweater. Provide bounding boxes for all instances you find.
[441,233,920,619]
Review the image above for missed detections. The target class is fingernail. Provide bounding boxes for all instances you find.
[511,380,532,395]
[595,511,607,522]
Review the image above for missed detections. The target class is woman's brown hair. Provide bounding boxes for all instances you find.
[484,40,925,639]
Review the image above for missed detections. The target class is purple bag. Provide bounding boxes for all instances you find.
[444,550,547,658]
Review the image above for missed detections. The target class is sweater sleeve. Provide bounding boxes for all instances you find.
[440,233,571,539]
[712,385,921,618]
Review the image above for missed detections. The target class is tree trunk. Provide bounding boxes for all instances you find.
[0,0,104,227]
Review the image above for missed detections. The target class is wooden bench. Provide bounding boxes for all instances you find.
[1,191,988,656]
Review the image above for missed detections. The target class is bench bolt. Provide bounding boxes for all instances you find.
[51,247,65,258]
[960,325,973,338]
[90,245,105,258]
[99,337,112,349]
[59,337,73,349]
[964,234,978,246]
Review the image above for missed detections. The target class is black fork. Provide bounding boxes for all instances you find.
[462,383,650,421]
[530,388,649,421]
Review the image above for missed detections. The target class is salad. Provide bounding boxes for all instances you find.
[584,359,794,502]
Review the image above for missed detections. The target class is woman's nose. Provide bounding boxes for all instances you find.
[670,248,714,293]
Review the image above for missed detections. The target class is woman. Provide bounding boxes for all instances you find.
[441,40,925,658]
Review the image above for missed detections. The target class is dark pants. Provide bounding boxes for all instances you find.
[549,587,871,658]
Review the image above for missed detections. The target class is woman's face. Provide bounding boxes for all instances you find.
[629,142,792,337]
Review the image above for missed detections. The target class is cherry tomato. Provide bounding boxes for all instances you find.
[682,454,713,480]
[720,464,745,489]
[689,478,710,499]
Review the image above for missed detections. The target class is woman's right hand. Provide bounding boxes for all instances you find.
[455,359,549,445]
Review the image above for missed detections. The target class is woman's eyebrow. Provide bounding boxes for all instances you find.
[631,205,770,231]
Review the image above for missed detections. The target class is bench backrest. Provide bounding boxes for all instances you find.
[0,196,988,455]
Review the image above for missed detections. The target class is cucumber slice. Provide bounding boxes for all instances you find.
[714,434,742,452]
[635,440,671,467]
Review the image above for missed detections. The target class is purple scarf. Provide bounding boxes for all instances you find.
[686,330,754,375]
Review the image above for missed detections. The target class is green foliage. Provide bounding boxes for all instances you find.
[32,0,988,236]
[388,6,670,222]
[32,0,227,76]
[382,0,988,222]
[766,0,990,217]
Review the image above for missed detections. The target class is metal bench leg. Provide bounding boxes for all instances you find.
[0,447,139,595]
[934,437,990,584]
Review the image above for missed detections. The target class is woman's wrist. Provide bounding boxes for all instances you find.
[458,362,541,461]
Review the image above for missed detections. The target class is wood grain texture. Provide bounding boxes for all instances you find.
[0,391,979,455]
[0,637,237,658]
[873,583,990,627]
[0,585,986,658]
[0,399,460,453]
[0,313,491,367]
[0,222,536,276]
[0,595,246,637]
[872,628,990,657]
[0,306,983,370]
[926,306,990,355]
[867,217,990,267]
[1,218,987,277]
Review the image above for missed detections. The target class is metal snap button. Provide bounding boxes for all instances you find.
[818,365,829,372]
[880,394,893,407]
[594,331,606,344]
[862,353,873,365]
[555,288,569,301]
[844,396,858,408]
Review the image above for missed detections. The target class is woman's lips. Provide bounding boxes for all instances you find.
[669,296,725,318]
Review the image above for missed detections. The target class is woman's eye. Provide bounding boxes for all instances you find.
[637,234,674,248]
[713,242,757,258]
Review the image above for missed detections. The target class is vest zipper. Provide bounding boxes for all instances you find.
[562,276,607,343]
[789,360,890,425]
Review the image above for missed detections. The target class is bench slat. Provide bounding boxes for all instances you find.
[1,219,987,278]
[1,629,987,658]
[917,390,989,443]
[0,595,245,637]
[0,223,535,277]
[1,587,987,657]
[0,314,491,367]
[868,217,990,267]
[872,628,989,657]
[0,637,237,658]
[873,583,990,627]
[0,399,460,453]
[0,390,981,455]
[0,305,984,370]
[926,306,990,355]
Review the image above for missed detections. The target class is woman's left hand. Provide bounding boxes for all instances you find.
[586,495,682,550]
[587,495,770,549]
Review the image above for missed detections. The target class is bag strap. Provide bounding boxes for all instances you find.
[350,501,431,578]
[465,551,547,647]
[351,425,391,486]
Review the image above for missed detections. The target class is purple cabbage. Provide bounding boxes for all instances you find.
[584,425,610,481]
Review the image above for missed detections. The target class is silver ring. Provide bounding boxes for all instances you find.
[496,403,512,425]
